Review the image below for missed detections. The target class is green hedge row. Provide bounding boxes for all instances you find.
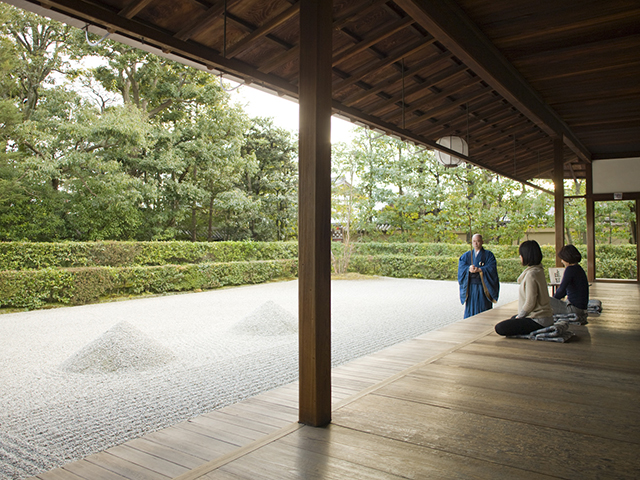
[0,241,298,270]
[0,259,298,309]
[1,241,635,310]
[346,251,634,283]
[347,255,548,283]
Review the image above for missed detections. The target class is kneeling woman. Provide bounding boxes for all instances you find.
[495,240,553,336]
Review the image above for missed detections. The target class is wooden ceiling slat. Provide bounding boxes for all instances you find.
[257,44,299,74]
[225,2,300,58]
[174,0,225,42]
[332,17,414,66]
[341,52,459,107]
[474,132,551,165]
[370,69,473,121]
[333,38,434,93]
[333,0,390,31]
[118,0,155,20]
[415,96,504,138]
[390,83,492,128]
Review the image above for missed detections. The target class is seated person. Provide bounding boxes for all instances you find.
[495,240,553,336]
[550,244,589,322]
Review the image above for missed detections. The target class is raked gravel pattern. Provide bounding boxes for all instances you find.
[0,277,519,480]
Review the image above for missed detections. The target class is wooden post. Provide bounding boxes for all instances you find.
[585,163,596,281]
[298,0,332,427]
[636,199,640,282]
[553,136,564,267]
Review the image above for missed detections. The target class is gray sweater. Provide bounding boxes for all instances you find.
[517,264,553,326]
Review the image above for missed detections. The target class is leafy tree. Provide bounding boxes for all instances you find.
[240,117,298,241]
[0,4,75,120]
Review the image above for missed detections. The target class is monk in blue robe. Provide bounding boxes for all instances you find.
[458,234,500,318]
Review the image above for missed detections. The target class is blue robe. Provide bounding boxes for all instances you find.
[458,248,500,318]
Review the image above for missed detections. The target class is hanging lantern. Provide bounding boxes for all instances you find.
[435,136,467,168]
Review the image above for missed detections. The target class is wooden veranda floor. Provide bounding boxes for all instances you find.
[30,282,640,480]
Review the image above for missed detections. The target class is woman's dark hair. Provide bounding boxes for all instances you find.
[558,244,582,264]
[519,240,543,266]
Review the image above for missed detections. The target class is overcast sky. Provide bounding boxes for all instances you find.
[227,82,357,144]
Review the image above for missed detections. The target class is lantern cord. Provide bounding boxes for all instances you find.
[466,103,469,155]
[401,58,406,130]
[513,136,517,176]
[218,0,244,92]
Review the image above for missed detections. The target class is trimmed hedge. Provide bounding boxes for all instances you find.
[0,259,298,309]
[347,254,555,283]
[1,240,634,310]
[0,241,298,270]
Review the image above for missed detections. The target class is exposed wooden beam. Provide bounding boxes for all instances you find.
[37,0,299,95]
[342,53,460,107]
[225,2,300,58]
[401,84,493,129]
[332,16,414,66]
[174,0,225,42]
[118,0,155,19]
[333,39,434,93]
[395,0,592,163]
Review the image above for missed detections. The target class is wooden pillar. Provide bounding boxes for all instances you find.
[585,163,596,281]
[298,0,332,427]
[553,136,565,267]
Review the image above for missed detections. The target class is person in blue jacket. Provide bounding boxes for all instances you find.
[458,234,500,318]
[550,244,589,323]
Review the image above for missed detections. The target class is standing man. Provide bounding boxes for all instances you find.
[458,234,500,318]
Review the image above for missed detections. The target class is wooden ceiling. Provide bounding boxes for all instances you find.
[7,0,640,183]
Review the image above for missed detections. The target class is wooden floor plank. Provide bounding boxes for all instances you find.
[434,350,640,392]
[83,451,171,480]
[105,445,188,478]
[59,460,130,480]
[178,418,260,446]
[374,374,639,443]
[142,428,237,461]
[210,403,293,429]
[408,362,640,412]
[278,423,555,479]
[33,468,86,480]
[215,440,407,480]
[123,437,206,469]
[196,411,279,436]
[333,394,640,480]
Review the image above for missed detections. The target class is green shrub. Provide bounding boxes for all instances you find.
[0,260,297,309]
[0,241,298,270]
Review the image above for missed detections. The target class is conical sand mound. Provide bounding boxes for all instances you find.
[233,301,298,336]
[60,321,175,374]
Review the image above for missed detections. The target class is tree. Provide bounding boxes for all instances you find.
[240,117,298,241]
[0,4,75,120]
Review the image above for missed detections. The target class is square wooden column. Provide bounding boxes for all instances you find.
[585,163,596,281]
[553,136,565,267]
[298,0,332,427]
